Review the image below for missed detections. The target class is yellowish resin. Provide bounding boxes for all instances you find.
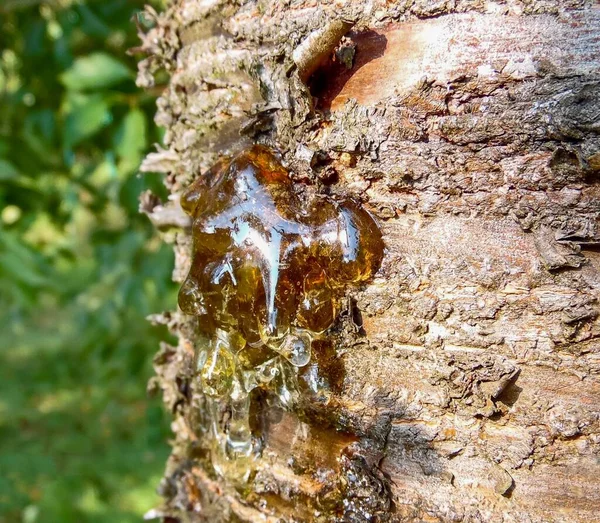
[178,146,383,481]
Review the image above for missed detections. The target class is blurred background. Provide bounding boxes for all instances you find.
[0,1,176,521]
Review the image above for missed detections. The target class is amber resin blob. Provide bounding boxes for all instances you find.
[178,145,383,480]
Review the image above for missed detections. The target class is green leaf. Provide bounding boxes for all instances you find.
[114,109,147,170]
[0,252,52,288]
[88,155,118,189]
[0,159,19,180]
[115,109,147,158]
[0,231,55,289]
[23,109,59,162]
[60,52,132,91]
[63,94,111,148]
[76,4,112,39]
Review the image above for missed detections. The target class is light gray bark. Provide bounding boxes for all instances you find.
[138,1,600,521]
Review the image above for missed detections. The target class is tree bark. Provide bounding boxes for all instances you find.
[138,1,600,521]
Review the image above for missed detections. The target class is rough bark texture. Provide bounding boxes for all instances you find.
[137,1,600,521]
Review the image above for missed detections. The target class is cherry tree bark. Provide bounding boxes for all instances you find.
[137,1,600,521]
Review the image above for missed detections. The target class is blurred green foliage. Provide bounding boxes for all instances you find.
[0,1,175,521]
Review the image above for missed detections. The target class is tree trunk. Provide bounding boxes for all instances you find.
[137,1,600,521]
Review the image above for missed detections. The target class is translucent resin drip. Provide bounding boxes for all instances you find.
[178,146,383,481]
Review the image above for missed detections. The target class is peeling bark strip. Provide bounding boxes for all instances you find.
[139,1,600,522]
[293,18,355,82]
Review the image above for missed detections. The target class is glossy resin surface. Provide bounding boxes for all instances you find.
[178,146,383,480]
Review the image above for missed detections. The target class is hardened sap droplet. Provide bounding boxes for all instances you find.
[297,269,336,333]
[225,394,253,458]
[272,357,299,409]
[255,357,279,384]
[276,330,312,367]
[178,277,207,316]
[178,146,384,481]
[207,397,255,484]
[200,339,235,397]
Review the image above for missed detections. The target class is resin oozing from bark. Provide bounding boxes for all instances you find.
[178,146,383,481]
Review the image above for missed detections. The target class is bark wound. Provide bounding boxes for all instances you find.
[177,146,383,482]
